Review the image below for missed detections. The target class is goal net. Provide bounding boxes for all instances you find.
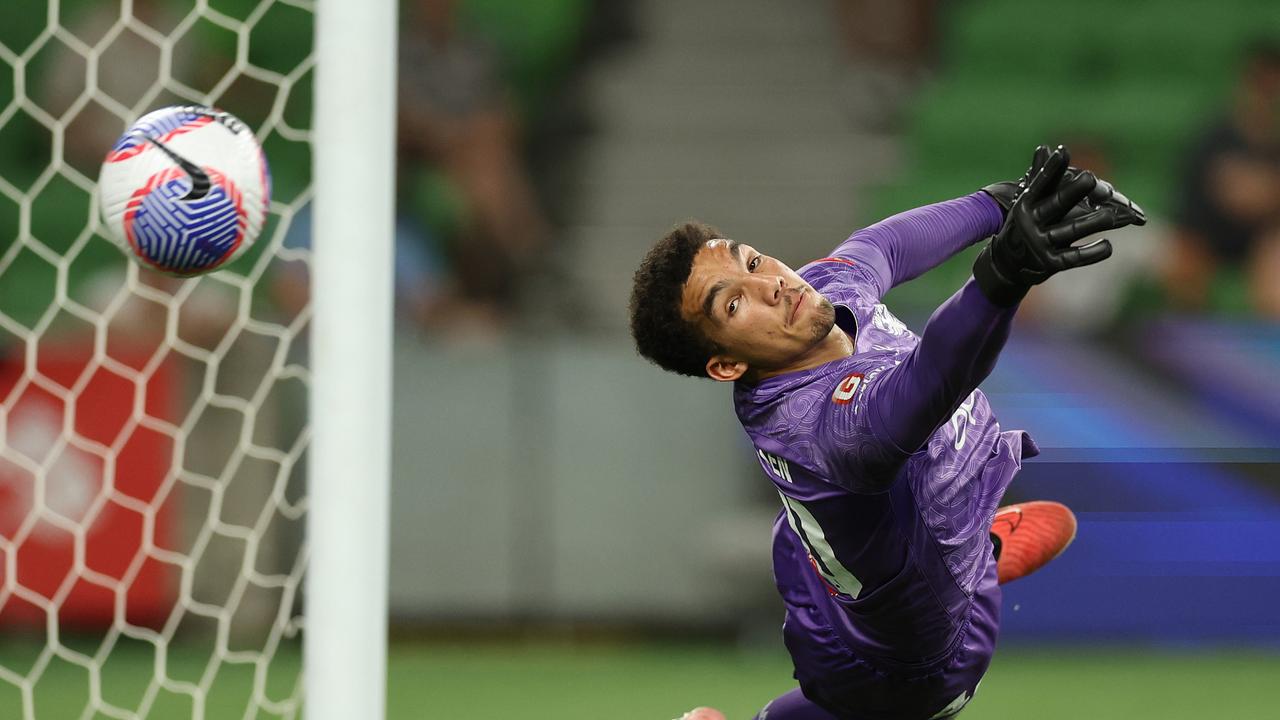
[0,0,387,717]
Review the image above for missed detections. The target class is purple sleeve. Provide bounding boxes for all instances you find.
[824,279,1016,491]
[867,279,1016,459]
[830,193,1003,298]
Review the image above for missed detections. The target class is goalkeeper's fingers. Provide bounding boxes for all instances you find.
[1023,145,1070,203]
[1044,206,1129,248]
[1035,170,1097,225]
[1053,237,1113,269]
[1032,144,1052,172]
[1090,179,1148,226]
[1022,144,1053,187]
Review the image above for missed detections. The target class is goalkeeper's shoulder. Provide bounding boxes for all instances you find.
[795,250,885,306]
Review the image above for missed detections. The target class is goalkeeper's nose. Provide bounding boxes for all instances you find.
[757,275,784,305]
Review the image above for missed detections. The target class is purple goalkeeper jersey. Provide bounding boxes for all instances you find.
[734,193,1038,719]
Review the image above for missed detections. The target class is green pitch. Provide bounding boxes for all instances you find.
[396,643,1277,719]
[1,639,1275,718]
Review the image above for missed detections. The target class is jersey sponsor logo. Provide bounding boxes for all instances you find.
[831,372,863,405]
[756,449,793,483]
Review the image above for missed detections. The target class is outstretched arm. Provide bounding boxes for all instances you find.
[829,192,1004,299]
[865,278,1014,458]
[827,147,1143,491]
[831,146,1145,301]
[820,276,1017,493]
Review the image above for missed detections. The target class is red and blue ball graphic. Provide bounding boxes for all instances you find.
[122,166,247,276]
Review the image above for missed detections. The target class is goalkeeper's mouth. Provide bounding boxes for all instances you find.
[789,289,806,326]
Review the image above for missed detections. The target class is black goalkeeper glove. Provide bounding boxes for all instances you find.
[973,145,1146,306]
[981,144,1147,227]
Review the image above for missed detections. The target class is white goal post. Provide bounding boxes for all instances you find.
[307,0,396,719]
[0,0,396,717]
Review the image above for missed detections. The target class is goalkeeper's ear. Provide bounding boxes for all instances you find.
[706,355,748,382]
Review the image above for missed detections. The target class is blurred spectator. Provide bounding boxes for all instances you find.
[397,0,552,318]
[42,0,193,179]
[834,0,938,131]
[1168,39,1280,318]
[274,201,503,338]
[1019,137,1164,335]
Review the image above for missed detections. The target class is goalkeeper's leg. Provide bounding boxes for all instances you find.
[675,690,839,720]
[753,689,840,719]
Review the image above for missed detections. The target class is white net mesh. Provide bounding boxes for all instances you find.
[0,0,315,716]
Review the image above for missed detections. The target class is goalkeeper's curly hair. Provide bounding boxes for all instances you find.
[629,221,725,378]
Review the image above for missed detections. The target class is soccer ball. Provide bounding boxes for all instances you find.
[97,105,271,276]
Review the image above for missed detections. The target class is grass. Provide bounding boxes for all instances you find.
[396,642,1280,719]
[0,638,1276,718]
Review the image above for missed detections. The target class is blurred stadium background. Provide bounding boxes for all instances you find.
[2,0,1279,717]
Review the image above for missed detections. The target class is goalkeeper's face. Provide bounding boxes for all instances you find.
[680,239,837,382]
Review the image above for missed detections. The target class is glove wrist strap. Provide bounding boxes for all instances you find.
[973,245,1030,307]
[979,183,1019,218]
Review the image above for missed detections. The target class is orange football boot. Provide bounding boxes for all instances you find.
[989,501,1078,584]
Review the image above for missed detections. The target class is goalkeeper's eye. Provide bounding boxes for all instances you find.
[728,297,740,316]
[748,256,762,271]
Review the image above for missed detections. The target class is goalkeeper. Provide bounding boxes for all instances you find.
[628,146,1145,720]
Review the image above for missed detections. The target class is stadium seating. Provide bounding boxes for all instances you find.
[869,0,1280,314]
[460,0,590,121]
[875,0,1280,221]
